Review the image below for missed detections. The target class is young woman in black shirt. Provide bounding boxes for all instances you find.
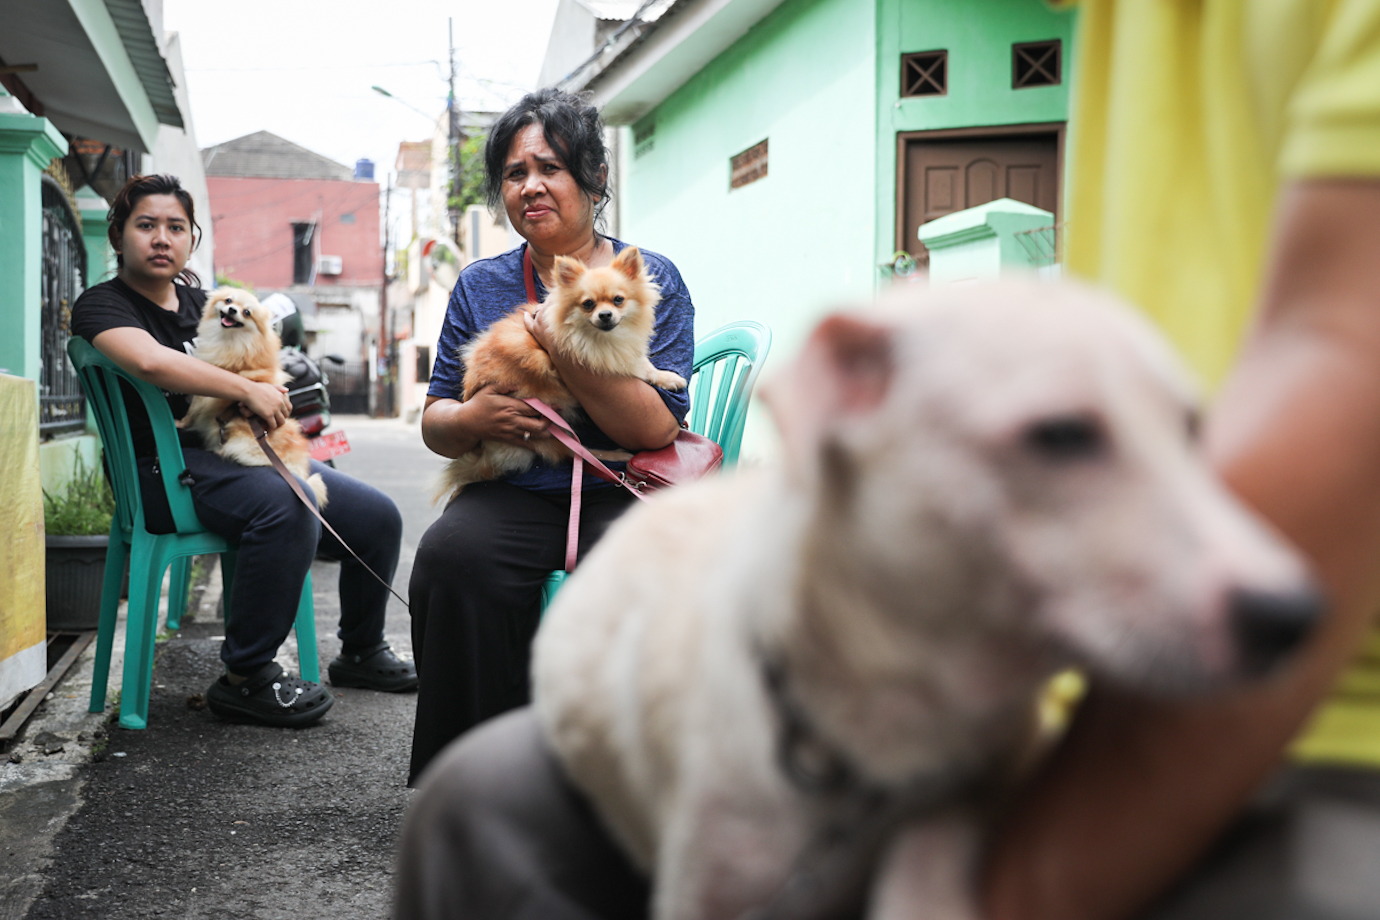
[71,174,415,728]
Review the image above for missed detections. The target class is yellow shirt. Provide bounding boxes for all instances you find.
[1064,0,1380,765]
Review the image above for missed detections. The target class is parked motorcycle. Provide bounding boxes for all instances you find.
[263,293,352,465]
[280,347,351,464]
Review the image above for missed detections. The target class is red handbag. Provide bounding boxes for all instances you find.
[622,426,722,492]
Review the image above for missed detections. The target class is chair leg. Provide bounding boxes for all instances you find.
[89,536,130,714]
[165,556,191,631]
[295,570,320,683]
[540,570,567,615]
[219,550,237,625]
[118,546,165,730]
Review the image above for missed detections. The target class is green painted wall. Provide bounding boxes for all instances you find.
[874,0,1076,264]
[79,187,117,287]
[619,0,1075,459]
[621,0,878,459]
[0,111,68,380]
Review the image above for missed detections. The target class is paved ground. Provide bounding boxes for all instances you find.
[0,416,444,920]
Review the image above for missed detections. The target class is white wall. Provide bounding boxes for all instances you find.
[539,0,598,88]
[150,31,215,288]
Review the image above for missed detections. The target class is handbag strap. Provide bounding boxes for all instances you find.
[522,397,648,574]
[522,398,649,499]
[237,413,410,609]
[523,245,539,303]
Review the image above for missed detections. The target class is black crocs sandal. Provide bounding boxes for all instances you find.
[328,642,418,692]
[207,662,334,728]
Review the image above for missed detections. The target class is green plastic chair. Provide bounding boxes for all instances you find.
[539,320,772,607]
[67,337,319,730]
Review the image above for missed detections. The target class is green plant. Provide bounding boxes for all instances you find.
[43,453,115,536]
[214,272,253,291]
[446,133,488,216]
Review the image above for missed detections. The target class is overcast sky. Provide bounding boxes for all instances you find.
[164,0,561,181]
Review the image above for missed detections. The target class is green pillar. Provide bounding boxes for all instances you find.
[77,186,115,287]
[0,110,68,379]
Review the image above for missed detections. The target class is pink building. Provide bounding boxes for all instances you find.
[203,131,380,289]
[202,131,383,412]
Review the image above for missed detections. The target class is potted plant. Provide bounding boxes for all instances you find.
[44,453,115,632]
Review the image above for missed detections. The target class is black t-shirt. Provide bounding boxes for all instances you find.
[70,278,207,457]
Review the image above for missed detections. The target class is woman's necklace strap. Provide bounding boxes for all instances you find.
[522,245,539,302]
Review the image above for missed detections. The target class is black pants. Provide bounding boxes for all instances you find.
[395,708,1380,920]
[407,481,636,784]
[145,448,403,674]
[395,708,649,920]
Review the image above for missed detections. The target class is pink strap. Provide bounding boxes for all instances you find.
[523,246,539,302]
[566,455,582,572]
[522,398,649,501]
[524,397,648,571]
[522,397,648,574]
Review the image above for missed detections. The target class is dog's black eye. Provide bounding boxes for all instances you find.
[582,299,596,311]
[1025,415,1105,460]
[612,295,625,306]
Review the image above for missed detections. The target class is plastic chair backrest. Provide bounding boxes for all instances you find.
[67,337,206,536]
[687,320,772,465]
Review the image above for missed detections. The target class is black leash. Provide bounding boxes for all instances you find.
[214,409,409,609]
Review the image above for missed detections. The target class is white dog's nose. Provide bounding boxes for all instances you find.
[595,310,617,329]
[1231,587,1325,677]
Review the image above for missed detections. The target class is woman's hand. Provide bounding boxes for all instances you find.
[466,386,551,445]
[239,381,293,431]
[524,308,554,354]
[420,388,550,459]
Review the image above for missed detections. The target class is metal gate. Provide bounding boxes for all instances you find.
[40,175,88,434]
[326,361,370,415]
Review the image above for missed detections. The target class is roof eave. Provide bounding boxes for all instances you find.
[0,0,182,152]
[103,0,184,130]
[563,0,789,125]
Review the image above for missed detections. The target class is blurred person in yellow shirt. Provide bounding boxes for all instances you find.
[984,1,1380,918]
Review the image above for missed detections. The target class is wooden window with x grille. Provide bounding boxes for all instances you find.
[901,50,947,97]
[1012,40,1061,88]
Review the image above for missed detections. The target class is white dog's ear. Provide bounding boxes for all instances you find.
[762,313,894,457]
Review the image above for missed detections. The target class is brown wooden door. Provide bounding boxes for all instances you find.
[899,130,1060,258]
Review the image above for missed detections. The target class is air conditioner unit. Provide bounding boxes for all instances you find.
[317,255,343,275]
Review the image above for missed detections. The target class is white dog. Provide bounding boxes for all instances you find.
[532,280,1322,920]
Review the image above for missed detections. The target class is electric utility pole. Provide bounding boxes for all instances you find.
[448,18,464,249]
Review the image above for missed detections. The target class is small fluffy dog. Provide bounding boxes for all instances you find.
[181,288,327,507]
[532,281,1323,920]
[436,245,685,501]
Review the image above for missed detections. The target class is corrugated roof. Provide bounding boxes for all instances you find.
[576,0,650,19]
[104,0,183,128]
[562,0,680,92]
[202,131,355,181]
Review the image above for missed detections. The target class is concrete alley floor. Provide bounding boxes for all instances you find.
[0,415,442,920]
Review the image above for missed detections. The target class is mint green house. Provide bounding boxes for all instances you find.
[0,1,206,491]
[547,0,1076,454]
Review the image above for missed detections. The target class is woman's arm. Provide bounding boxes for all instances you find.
[981,179,1380,920]
[92,326,292,430]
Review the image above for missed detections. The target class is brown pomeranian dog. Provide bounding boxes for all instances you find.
[181,288,328,507]
[437,245,686,501]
